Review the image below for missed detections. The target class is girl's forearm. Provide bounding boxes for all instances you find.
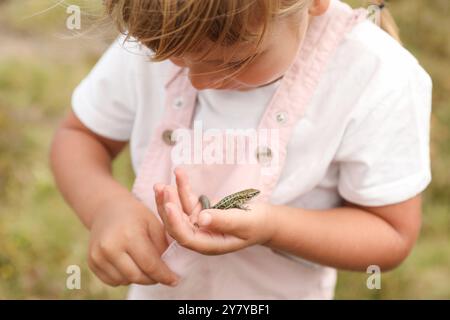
[265,204,410,271]
[49,126,131,229]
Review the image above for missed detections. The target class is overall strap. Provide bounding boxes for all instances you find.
[256,1,368,200]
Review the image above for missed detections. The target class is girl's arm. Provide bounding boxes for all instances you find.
[50,110,129,229]
[265,196,422,271]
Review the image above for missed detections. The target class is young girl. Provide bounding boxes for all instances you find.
[50,0,432,299]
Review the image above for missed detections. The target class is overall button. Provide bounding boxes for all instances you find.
[173,97,184,109]
[162,129,177,146]
[275,111,288,124]
[256,146,272,165]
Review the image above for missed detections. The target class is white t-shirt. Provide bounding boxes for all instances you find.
[72,19,432,209]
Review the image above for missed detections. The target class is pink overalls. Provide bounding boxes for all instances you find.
[129,0,367,299]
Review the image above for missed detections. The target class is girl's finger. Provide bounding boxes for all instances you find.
[114,253,157,285]
[164,202,195,247]
[163,186,192,225]
[174,167,202,215]
[126,233,179,286]
[154,183,168,225]
[89,262,125,287]
[89,251,127,286]
[164,185,183,209]
[146,214,170,256]
[197,209,250,238]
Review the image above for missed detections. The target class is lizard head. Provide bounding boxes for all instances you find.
[243,188,261,199]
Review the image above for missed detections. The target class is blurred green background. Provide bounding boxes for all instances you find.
[0,0,448,299]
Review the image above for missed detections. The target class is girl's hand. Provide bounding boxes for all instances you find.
[153,168,275,255]
[88,195,179,287]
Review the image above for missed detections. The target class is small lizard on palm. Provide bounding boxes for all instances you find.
[199,188,260,211]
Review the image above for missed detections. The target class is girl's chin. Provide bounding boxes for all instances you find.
[204,77,283,91]
[214,82,261,91]
[230,77,284,91]
[206,84,247,91]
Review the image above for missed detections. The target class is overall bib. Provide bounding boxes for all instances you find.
[129,0,367,299]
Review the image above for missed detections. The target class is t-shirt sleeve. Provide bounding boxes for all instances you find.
[335,64,433,207]
[71,36,140,141]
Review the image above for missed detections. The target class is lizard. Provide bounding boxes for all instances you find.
[198,188,261,211]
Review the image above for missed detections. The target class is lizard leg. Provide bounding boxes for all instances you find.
[237,204,250,211]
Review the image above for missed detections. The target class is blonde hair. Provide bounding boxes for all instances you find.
[104,0,401,63]
[104,0,310,63]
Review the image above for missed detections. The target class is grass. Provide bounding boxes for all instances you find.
[0,0,449,299]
